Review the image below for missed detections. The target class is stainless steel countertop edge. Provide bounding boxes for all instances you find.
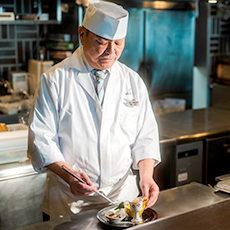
[131,195,230,229]
[0,160,39,181]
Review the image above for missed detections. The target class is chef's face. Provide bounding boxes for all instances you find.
[78,26,125,70]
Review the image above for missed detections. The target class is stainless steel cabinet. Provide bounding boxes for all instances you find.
[204,135,230,186]
[0,164,46,230]
[154,139,177,190]
[211,83,230,110]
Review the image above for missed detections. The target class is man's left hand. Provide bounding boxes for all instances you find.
[138,159,159,209]
[139,176,159,209]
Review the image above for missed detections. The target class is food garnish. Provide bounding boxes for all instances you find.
[114,201,125,210]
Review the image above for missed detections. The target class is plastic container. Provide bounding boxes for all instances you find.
[0,123,28,164]
[0,101,22,115]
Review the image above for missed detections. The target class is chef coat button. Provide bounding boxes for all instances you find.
[96,108,100,113]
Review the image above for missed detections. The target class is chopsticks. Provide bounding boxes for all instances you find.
[62,165,116,205]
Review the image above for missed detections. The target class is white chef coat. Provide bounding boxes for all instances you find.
[28,45,161,219]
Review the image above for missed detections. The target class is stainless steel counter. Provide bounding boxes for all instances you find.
[155,107,230,189]
[157,107,230,144]
[0,161,46,230]
[2,107,230,229]
[0,160,37,181]
[15,182,230,230]
[132,198,230,230]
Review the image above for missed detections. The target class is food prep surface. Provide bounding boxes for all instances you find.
[157,107,230,144]
[3,107,230,229]
[132,198,230,230]
[15,182,230,230]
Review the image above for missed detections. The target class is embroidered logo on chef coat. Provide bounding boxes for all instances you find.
[124,98,139,107]
[125,89,132,95]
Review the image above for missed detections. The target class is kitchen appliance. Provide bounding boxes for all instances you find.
[154,140,203,190]
[8,71,35,95]
[176,141,203,186]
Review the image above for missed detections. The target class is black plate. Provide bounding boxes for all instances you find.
[97,206,158,228]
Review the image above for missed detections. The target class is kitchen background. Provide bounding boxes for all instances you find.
[0,0,230,114]
[1,0,230,229]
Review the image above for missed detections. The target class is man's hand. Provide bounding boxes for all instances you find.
[69,171,97,196]
[138,159,159,209]
[46,161,96,196]
[139,176,159,209]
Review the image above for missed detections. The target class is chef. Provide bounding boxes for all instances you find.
[28,0,161,220]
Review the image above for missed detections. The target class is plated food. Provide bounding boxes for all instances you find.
[105,207,127,223]
[126,198,148,218]
[128,197,145,223]
[97,198,157,228]
[102,197,152,226]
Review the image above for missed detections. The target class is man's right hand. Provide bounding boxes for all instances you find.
[68,171,97,196]
[46,161,97,196]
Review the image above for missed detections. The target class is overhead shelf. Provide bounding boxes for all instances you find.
[0,20,60,25]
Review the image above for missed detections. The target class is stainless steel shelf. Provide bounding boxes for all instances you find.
[0,19,60,25]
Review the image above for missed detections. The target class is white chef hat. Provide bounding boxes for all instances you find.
[82,1,129,40]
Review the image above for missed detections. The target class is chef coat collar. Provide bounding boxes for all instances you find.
[81,51,94,73]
